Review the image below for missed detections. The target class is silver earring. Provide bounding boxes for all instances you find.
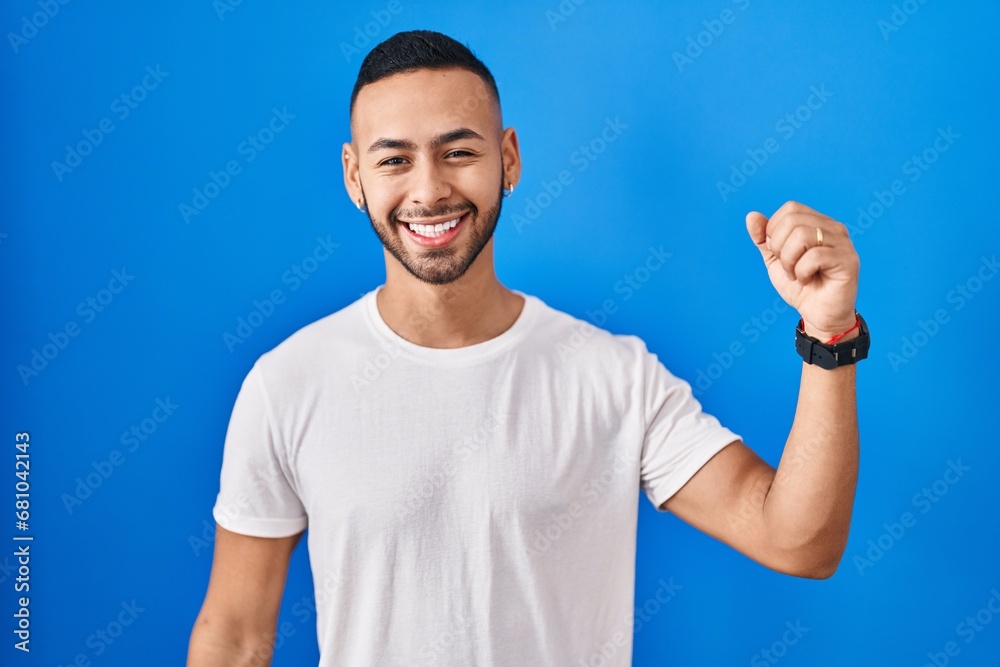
[503,183,515,198]
[357,199,367,213]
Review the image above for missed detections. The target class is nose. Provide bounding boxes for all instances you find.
[407,157,452,210]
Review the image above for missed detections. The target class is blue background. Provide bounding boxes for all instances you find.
[3,1,998,665]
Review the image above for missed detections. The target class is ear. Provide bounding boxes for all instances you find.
[500,127,522,191]
[342,141,364,209]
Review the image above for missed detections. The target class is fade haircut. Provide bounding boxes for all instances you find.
[349,30,500,119]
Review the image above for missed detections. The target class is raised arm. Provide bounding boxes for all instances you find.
[662,201,861,579]
[188,524,303,666]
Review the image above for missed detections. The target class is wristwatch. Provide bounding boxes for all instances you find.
[795,313,870,369]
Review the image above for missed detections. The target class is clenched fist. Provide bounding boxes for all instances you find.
[746,201,860,342]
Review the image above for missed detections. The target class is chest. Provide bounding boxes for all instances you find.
[286,363,640,539]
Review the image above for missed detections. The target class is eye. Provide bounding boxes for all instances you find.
[378,156,408,167]
[446,150,475,158]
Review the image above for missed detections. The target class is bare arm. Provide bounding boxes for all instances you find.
[662,201,861,579]
[188,524,303,666]
[663,358,858,579]
[767,351,858,574]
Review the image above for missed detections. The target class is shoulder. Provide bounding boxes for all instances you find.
[252,292,371,385]
[523,292,659,369]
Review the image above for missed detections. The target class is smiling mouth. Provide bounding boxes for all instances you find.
[397,211,469,247]
[400,214,464,238]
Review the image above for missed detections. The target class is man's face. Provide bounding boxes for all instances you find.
[346,68,512,285]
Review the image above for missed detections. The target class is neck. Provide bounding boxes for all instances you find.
[376,246,524,349]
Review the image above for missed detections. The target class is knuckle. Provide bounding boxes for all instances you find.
[788,212,812,229]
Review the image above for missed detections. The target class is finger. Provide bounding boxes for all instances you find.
[768,200,824,228]
[764,201,809,245]
[777,225,826,279]
[790,246,841,285]
[745,211,774,262]
[768,212,832,259]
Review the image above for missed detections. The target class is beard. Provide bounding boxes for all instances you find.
[362,179,505,286]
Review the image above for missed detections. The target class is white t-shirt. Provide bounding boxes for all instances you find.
[213,285,740,666]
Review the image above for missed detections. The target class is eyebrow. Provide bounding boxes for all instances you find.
[367,128,486,154]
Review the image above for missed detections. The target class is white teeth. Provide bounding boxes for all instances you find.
[406,216,461,238]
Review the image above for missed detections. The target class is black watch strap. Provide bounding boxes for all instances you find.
[795,313,870,369]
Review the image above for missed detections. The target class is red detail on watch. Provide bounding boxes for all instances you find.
[798,313,862,345]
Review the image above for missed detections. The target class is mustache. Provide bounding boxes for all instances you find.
[389,202,477,222]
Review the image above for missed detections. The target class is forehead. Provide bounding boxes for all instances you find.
[352,67,500,144]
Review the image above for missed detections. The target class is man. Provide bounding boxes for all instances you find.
[188,30,866,666]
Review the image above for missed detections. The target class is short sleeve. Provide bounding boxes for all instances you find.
[212,361,308,537]
[638,344,741,513]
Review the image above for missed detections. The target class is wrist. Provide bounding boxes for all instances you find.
[795,312,870,369]
[801,315,860,344]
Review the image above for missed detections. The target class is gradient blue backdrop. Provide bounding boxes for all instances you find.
[3,1,998,665]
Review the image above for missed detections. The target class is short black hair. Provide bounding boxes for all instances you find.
[349,30,500,118]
